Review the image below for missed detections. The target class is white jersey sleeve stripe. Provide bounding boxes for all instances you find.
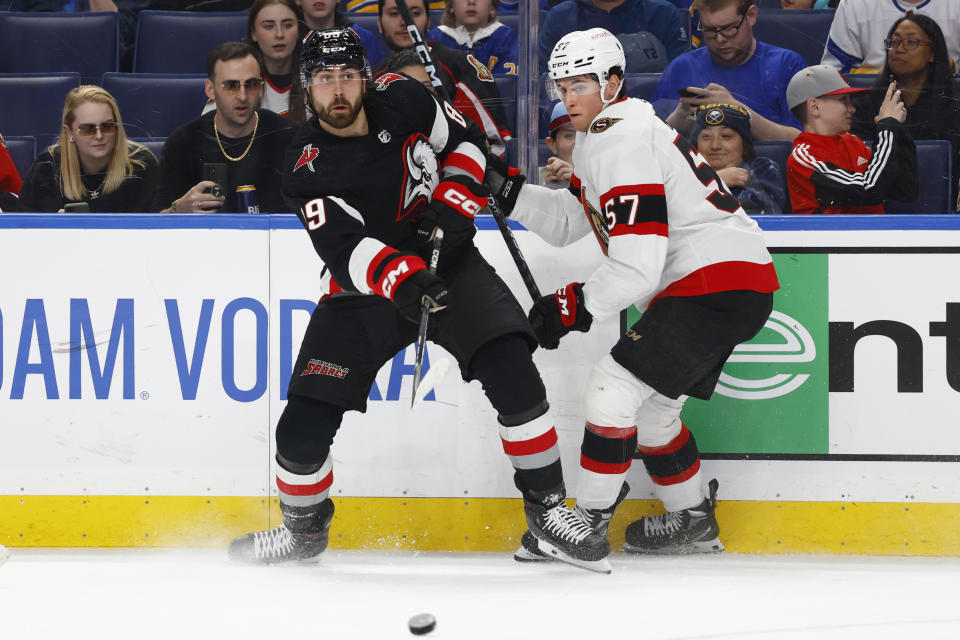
[428,99,451,154]
[347,236,390,294]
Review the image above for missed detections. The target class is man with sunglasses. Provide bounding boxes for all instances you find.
[155,42,296,213]
[653,0,806,142]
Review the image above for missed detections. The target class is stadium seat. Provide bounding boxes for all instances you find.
[884,140,953,214]
[3,136,37,180]
[0,73,81,147]
[625,73,662,101]
[753,9,834,66]
[102,73,208,139]
[134,11,247,74]
[753,140,792,213]
[0,12,119,82]
[129,137,167,164]
[348,13,381,35]
[494,74,517,134]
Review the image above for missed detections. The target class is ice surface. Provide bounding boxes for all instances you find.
[1,549,959,639]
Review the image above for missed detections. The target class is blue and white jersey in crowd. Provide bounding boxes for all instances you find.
[426,22,518,75]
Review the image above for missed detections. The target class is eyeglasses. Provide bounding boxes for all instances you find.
[698,12,748,40]
[75,121,117,136]
[883,37,931,51]
[218,78,265,94]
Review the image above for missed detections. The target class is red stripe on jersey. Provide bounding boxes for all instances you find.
[580,455,632,474]
[501,427,558,456]
[651,260,780,304]
[586,422,638,439]
[650,458,700,486]
[570,173,581,191]
[610,221,668,238]
[600,184,666,201]
[276,470,333,496]
[636,424,691,456]
[443,152,485,183]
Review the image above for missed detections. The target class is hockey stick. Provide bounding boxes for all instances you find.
[393,0,542,303]
[411,228,450,409]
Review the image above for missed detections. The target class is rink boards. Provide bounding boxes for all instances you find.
[1,214,960,555]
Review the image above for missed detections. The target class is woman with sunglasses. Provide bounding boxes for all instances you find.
[850,15,960,205]
[20,85,159,213]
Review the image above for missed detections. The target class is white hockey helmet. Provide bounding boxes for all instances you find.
[547,28,626,105]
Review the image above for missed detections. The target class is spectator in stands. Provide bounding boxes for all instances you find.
[380,48,438,92]
[0,133,23,195]
[19,86,159,212]
[786,65,917,214]
[821,0,959,75]
[655,0,805,142]
[296,0,388,66]
[538,0,688,70]
[781,0,836,8]
[375,0,513,156]
[246,0,308,122]
[157,42,296,213]
[541,101,575,186]
[850,15,960,204]
[692,103,784,213]
[426,0,518,75]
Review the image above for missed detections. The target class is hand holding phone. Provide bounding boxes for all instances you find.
[678,87,703,99]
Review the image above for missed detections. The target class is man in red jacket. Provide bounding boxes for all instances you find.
[786,65,918,214]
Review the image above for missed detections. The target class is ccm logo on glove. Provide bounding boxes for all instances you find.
[381,260,410,298]
[439,184,483,217]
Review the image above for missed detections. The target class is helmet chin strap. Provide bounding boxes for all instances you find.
[599,78,619,108]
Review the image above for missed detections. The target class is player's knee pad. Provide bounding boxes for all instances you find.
[634,392,686,447]
[275,394,345,467]
[583,354,656,429]
[469,333,546,418]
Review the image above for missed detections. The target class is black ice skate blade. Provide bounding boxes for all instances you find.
[622,537,725,555]
[513,544,552,563]
[536,540,611,574]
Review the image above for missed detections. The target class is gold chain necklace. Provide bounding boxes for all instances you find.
[214,112,259,162]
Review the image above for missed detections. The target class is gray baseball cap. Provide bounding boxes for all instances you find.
[786,65,868,110]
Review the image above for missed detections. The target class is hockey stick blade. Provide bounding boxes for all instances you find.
[411,357,451,409]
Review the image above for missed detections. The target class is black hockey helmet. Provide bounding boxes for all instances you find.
[299,27,372,89]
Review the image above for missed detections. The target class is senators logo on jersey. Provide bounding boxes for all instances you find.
[294,144,319,172]
[398,133,439,221]
[590,117,623,134]
[466,54,494,83]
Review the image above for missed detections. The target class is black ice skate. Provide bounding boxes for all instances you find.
[228,498,334,564]
[523,495,611,574]
[623,479,724,555]
[514,482,630,563]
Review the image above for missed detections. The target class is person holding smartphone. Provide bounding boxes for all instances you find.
[18,86,159,213]
[156,42,297,213]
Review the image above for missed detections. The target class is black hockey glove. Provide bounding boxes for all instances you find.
[483,152,525,217]
[528,282,592,350]
[416,175,487,252]
[392,269,451,323]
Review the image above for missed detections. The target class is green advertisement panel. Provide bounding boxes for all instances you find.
[626,253,829,455]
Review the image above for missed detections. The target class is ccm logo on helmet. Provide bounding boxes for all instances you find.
[443,187,482,216]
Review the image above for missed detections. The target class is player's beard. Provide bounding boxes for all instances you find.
[317,91,364,129]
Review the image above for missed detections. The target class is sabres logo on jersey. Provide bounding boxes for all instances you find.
[589,117,623,134]
[294,144,319,172]
[466,54,494,83]
[398,133,439,221]
[375,72,406,91]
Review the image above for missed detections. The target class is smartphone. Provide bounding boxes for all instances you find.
[64,202,91,213]
[202,162,228,212]
[678,88,702,98]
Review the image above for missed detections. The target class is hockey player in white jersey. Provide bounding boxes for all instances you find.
[486,28,780,556]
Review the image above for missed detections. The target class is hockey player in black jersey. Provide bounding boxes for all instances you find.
[227,27,610,572]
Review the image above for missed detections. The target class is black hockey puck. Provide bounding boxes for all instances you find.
[408,613,436,635]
